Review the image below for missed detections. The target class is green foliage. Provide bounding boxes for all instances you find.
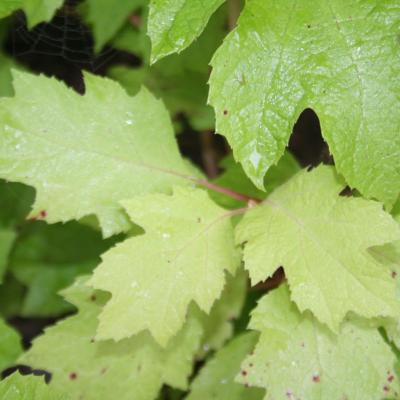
[0,0,399,398]
[109,3,227,131]
[198,268,248,352]
[0,70,190,237]
[0,318,22,371]
[10,220,117,316]
[236,165,400,331]
[0,0,63,27]
[148,0,224,62]
[81,0,146,52]
[209,0,400,206]
[210,150,300,209]
[89,187,239,345]
[0,372,69,399]
[20,278,204,400]
[188,332,264,400]
[0,54,14,98]
[238,285,398,400]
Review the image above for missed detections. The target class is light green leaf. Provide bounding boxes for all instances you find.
[238,284,399,400]
[0,0,62,27]
[209,0,400,206]
[0,372,69,400]
[148,0,224,63]
[188,332,264,400]
[369,241,400,292]
[20,277,203,400]
[0,318,22,371]
[83,0,146,52]
[0,70,190,237]
[199,268,248,353]
[10,221,118,317]
[236,165,400,331]
[89,186,239,346]
[210,151,300,209]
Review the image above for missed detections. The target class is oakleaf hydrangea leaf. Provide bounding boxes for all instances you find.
[148,0,224,63]
[0,372,69,400]
[20,277,203,400]
[209,0,400,206]
[188,332,264,400]
[236,166,400,331]
[0,71,190,237]
[0,318,22,371]
[89,186,239,345]
[0,0,63,28]
[238,284,399,400]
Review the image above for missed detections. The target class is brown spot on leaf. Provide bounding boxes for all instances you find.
[69,372,77,380]
[241,370,247,376]
[40,210,47,218]
[392,271,397,279]
[90,295,96,302]
[388,375,395,383]
[312,375,320,383]
[129,14,141,27]
[223,110,228,115]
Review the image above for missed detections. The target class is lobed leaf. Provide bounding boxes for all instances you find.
[236,165,400,331]
[20,277,203,400]
[209,0,400,206]
[89,186,239,345]
[0,71,190,237]
[238,284,399,400]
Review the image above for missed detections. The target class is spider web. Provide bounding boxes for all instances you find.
[9,1,117,72]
